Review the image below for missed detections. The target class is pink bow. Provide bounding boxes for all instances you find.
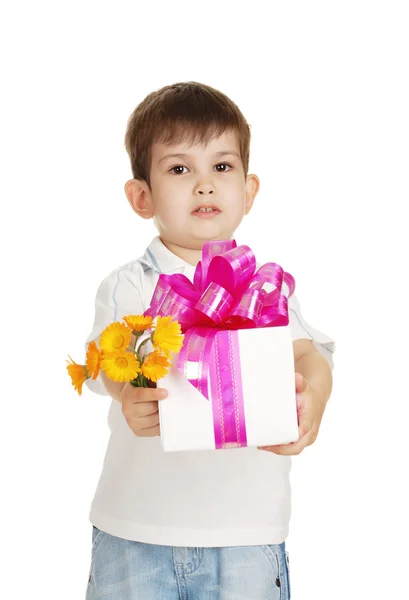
[145,239,295,331]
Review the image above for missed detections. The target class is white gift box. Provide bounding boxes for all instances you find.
[159,325,299,452]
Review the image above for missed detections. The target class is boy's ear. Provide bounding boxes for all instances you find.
[244,174,260,215]
[124,179,153,219]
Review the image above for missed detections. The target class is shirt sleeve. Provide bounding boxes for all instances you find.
[288,293,336,369]
[84,263,145,396]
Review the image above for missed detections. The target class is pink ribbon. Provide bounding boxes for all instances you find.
[145,240,295,449]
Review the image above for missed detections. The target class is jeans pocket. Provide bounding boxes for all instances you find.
[260,545,282,594]
[88,526,106,585]
[91,526,105,555]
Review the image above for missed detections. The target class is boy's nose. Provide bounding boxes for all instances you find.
[195,182,215,195]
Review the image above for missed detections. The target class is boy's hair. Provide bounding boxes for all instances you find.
[124,81,251,188]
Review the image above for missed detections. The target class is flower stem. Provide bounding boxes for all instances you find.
[130,373,149,387]
[138,337,151,352]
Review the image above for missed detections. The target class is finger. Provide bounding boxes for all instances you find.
[132,401,159,418]
[295,372,307,393]
[126,386,168,403]
[259,428,315,455]
[298,414,314,438]
[135,412,160,431]
[135,424,161,437]
[259,436,308,456]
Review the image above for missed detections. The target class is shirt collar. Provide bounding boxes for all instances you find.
[140,236,195,275]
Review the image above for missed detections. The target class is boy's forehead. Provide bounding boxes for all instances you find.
[151,130,240,162]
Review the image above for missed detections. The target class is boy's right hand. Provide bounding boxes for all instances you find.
[120,383,168,437]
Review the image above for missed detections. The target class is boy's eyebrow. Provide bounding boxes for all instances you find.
[158,150,240,165]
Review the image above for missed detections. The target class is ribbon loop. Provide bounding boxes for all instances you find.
[195,282,234,325]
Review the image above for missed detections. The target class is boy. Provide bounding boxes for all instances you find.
[84,81,335,599]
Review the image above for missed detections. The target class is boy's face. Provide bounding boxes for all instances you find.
[126,129,259,257]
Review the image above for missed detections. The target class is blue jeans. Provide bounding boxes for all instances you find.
[86,526,291,599]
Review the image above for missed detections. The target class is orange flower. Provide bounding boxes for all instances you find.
[141,350,170,382]
[86,341,102,380]
[152,316,184,357]
[100,351,141,383]
[123,315,153,332]
[100,322,131,353]
[66,356,88,395]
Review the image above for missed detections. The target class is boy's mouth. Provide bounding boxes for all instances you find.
[191,204,221,215]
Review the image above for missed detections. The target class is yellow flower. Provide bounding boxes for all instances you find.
[101,351,141,383]
[141,350,170,382]
[123,314,153,332]
[86,341,102,380]
[100,322,131,353]
[66,356,88,395]
[152,316,184,357]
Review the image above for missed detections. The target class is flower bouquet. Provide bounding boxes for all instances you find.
[66,315,184,395]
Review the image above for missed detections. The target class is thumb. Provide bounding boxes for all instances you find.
[298,408,314,438]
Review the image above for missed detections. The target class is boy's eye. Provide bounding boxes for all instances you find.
[215,163,232,172]
[170,165,188,175]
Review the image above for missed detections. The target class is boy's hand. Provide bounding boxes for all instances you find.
[258,373,326,456]
[120,383,168,437]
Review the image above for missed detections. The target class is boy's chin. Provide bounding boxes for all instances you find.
[190,235,237,250]
[190,222,239,241]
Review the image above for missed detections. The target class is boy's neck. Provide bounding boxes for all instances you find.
[160,238,203,267]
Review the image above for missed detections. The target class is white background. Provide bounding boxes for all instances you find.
[1,1,408,598]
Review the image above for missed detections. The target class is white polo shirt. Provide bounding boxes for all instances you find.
[85,236,335,547]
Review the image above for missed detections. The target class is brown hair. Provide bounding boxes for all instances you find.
[124,81,251,188]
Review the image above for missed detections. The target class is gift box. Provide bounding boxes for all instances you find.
[145,240,299,452]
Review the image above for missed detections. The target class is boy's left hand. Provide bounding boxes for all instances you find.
[258,372,326,456]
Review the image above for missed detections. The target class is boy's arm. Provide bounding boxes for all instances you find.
[84,265,145,397]
[293,338,333,407]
